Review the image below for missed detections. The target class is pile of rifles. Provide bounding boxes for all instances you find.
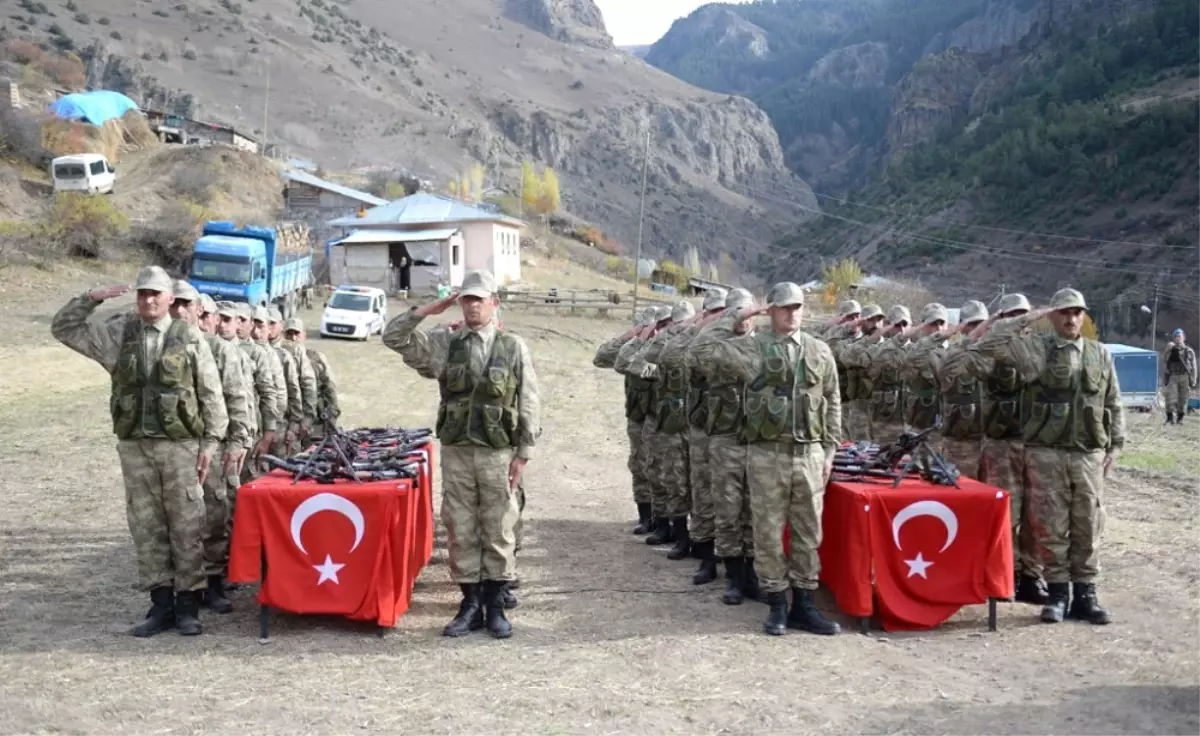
[264,422,433,484]
[831,425,961,488]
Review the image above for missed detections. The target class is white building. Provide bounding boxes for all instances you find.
[327,193,524,294]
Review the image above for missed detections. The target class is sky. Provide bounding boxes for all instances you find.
[594,0,750,46]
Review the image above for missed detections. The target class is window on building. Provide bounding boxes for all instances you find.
[452,245,460,266]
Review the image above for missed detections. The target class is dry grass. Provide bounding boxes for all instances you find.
[0,262,1197,734]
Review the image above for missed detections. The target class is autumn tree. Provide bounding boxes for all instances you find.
[537,167,560,214]
[520,161,541,214]
[821,257,864,301]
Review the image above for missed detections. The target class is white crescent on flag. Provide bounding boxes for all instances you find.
[290,492,365,555]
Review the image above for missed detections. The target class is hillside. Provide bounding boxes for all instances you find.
[2,0,814,275]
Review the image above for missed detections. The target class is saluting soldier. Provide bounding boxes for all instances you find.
[828,304,885,441]
[692,283,842,637]
[935,300,989,479]
[841,305,912,442]
[51,266,229,636]
[383,269,541,639]
[284,318,341,435]
[900,303,951,437]
[972,288,1123,625]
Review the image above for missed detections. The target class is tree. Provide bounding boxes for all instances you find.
[538,167,561,214]
[465,162,484,202]
[821,257,864,300]
[683,245,701,275]
[520,161,541,214]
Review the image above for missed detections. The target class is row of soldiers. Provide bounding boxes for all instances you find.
[594,283,1123,635]
[51,265,340,636]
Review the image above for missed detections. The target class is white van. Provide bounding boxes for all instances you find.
[320,285,388,340]
[50,153,116,195]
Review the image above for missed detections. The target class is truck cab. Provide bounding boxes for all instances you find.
[189,233,268,305]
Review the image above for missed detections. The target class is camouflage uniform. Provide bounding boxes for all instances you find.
[269,307,317,451]
[237,303,283,483]
[1161,336,1196,423]
[826,303,882,442]
[307,347,341,434]
[259,309,301,457]
[51,266,229,637]
[933,301,988,479]
[383,269,540,639]
[901,304,951,450]
[692,283,842,636]
[842,306,911,444]
[973,289,1124,625]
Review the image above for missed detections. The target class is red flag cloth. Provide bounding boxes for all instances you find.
[816,481,875,617]
[228,476,420,627]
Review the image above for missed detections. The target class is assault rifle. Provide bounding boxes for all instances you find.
[831,422,961,488]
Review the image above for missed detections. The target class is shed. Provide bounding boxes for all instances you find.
[284,170,387,215]
[328,227,465,295]
[1106,343,1160,410]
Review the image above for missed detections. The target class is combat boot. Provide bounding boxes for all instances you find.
[787,588,840,635]
[666,516,691,560]
[741,557,763,602]
[1015,574,1050,605]
[692,540,718,585]
[175,590,203,636]
[205,574,233,614]
[633,502,653,535]
[1165,412,1175,425]
[501,587,519,609]
[763,591,788,636]
[443,583,484,637]
[1040,582,1070,623]
[722,557,745,605]
[131,586,175,637]
[645,518,673,546]
[1067,583,1112,625]
[482,580,512,639]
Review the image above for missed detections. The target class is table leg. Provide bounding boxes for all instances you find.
[259,604,270,643]
[988,598,998,632]
[858,616,870,634]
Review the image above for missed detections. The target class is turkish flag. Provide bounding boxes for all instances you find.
[228,476,420,627]
[868,477,1013,631]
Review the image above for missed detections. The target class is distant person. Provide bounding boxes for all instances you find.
[1161,329,1196,424]
[50,266,229,637]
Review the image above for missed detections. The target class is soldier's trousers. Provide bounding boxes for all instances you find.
[980,437,1040,578]
[1164,373,1191,414]
[688,426,714,542]
[846,399,873,442]
[627,419,651,504]
[116,438,207,592]
[441,445,520,583]
[641,419,667,517]
[746,441,827,594]
[941,435,982,480]
[201,442,238,576]
[1025,447,1105,584]
[710,435,754,558]
[660,431,691,518]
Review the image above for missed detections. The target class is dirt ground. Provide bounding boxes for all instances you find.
[1,261,1197,735]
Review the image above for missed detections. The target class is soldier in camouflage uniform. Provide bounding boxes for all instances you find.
[690,288,764,604]
[170,283,252,614]
[593,307,659,533]
[934,300,988,480]
[827,303,884,442]
[692,283,842,637]
[841,305,911,443]
[383,270,541,639]
[972,288,1123,625]
[1161,328,1196,424]
[900,303,951,440]
[233,302,282,482]
[941,293,1047,604]
[254,306,301,459]
[285,318,341,434]
[268,305,317,451]
[622,300,697,555]
[51,266,229,637]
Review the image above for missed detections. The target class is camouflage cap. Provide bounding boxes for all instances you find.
[284,318,304,333]
[959,299,988,324]
[887,305,912,325]
[861,304,884,320]
[171,279,200,302]
[1050,288,1088,311]
[459,269,497,299]
[920,302,949,325]
[251,305,270,323]
[702,287,728,311]
[766,282,805,308]
[672,300,696,322]
[234,302,253,320]
[836,299,862,317]
[216,300,240,318]
[198,294,218,315]
[726,288,754,311]
[266,304,283,323]
[997,293,1032,315]
[134,266,173,294]
[652,304,672,322]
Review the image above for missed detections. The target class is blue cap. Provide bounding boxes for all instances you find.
[1173,328,1184,336]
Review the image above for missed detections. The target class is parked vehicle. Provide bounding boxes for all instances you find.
[50,153,115,195]
[189,220,313,319]
[320,285,388,340]
[1106,343,1160,411]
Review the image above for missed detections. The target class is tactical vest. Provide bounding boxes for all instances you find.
[743,334,828,444]
[111,318,204,440]
[705,363,745,437]
[625,375,652,423]
[307,349,332,419]
[656,357,690,435]
[904,342,944,430]
[983,360,1024,440]
[436,330,521,449]
[871,342,906,421]
[1020,339,1112,452]
[1166,346,1189,374]
[841,333,873,401]
[942,369,983,440]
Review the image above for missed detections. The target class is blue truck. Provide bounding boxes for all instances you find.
[1105,343,1160,411]
[189,220,314,318]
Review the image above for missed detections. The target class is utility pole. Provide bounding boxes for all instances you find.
[1150,283,1160,353]
[632,127,650,320]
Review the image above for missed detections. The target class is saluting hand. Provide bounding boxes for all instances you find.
[88,284,131,302]
[417,292,460,317]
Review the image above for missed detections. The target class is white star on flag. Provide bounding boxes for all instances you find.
[313,554,345,585]
[904,552,934,579]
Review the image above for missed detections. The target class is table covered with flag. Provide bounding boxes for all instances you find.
[814,475,1014,631]
[228,442,436,629]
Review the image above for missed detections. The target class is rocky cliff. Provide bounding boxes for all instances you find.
[505,0,613,48]
[885,49,981,160]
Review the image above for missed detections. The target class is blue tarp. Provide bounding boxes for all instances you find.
[48,91,138,125]
[1106,343,1159,396]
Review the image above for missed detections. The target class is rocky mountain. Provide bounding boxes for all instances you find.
[3,0,812,274]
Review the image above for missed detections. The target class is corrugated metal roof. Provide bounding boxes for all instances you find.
[327,192,524,228]
[284,170,387,206]
[332,228,459,245]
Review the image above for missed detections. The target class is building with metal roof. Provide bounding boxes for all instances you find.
[284,170,387,210]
